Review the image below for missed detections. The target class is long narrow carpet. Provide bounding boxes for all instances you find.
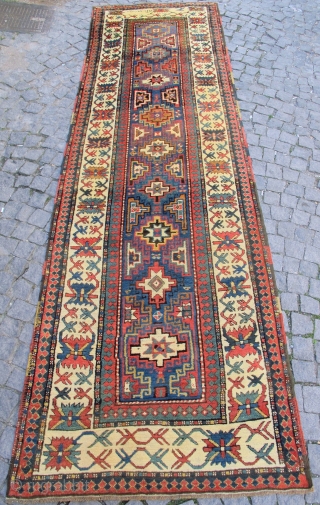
[7,3,312,501]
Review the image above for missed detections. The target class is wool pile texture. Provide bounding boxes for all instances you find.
[7,3,312,501]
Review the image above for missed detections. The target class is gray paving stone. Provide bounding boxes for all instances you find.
[304,386,320,413]
[2,159,24,174]
[19,161,39,176]
[6,366,26,392]
[28,208,51,228]
[308,443,320,475]
[291,157,308,172]
[12,341,31,369]
[277,494,305,505]
[198,500,222,505]
[292,336,314,361]
[23,261,43,285]
[0,361,11,385]
[19,323,33,345]
[291,313,314,335]
[223,498,250,505]
[14,241,35,260]
[268,234,285,253]
[309,160,320,173]
[287,274,309,295]
[300,295,320,315]
[299,260,319,278]
[0,458,9,492]
[292,209,311,226]
[285,239,305,259]
[295,227,315,244]
[300,412,320,441]
[292,359,317,383]
[0,388,19,423]
[283,256,300,274]
[0,425,16,460]
[313,231,320,248]
[305,476,320,503]
[11,222,34,241]
[28,228,48,246]
[297,200,316,216]
[9,257,28,279]
[15,204,35,223]
[7,299,36,323]
[281,292,299,311]
[251,495,277,505]
[30,175,51,192]
[305,245,320,264]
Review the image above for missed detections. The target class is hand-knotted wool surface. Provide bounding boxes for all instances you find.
[7,3,312,501]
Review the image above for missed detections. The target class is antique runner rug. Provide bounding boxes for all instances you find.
[7,3,312,501]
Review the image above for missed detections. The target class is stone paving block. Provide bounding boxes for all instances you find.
[277,494,305,505]
[304,386,320,413]
[6,366,26,392]
[300,295,320,316]
[0,361,11,385]
[309,159,320,173]
[299,260,319,279]
[281,193,298,209]
[9,257,28,279]
[271,206,291,221]
[0,388,20,423]
[10,278,32,301]
[292,209,311,226]
[11,222,34,241]
[295,227,315,244]
[310,215,320,232]
[285,239,305,259]
[283,257,299,274]
[15,204,36,223]
[308,443,320,475]
[28,208,51,227]
[286,182,305,197]
[304,244,320,264]
[297,200,316,217]
[292,336,314,361]
[19,161,39,176]
[198,500,222,505]
[0,425,16,460]
[19,322,33,346]
[292,359,317,383]
[12,341,31,369]
[291,313,314,335]
[251,494,277,505]
[14,240,35,260]
[287,274,309,295]
[300,412,320,441]
[0,219,16,238]
[291,157,308,172]
[283,167,299,182]
[305,476,320,503]
[7,299,36,323]
[223,498,250,505]
[267,234,284,253]
[2,159,24,174]
[0,458,9,492]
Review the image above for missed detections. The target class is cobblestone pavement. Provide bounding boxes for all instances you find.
[0,0,319,503]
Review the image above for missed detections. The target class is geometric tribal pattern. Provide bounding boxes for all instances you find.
[7,3,311,502]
